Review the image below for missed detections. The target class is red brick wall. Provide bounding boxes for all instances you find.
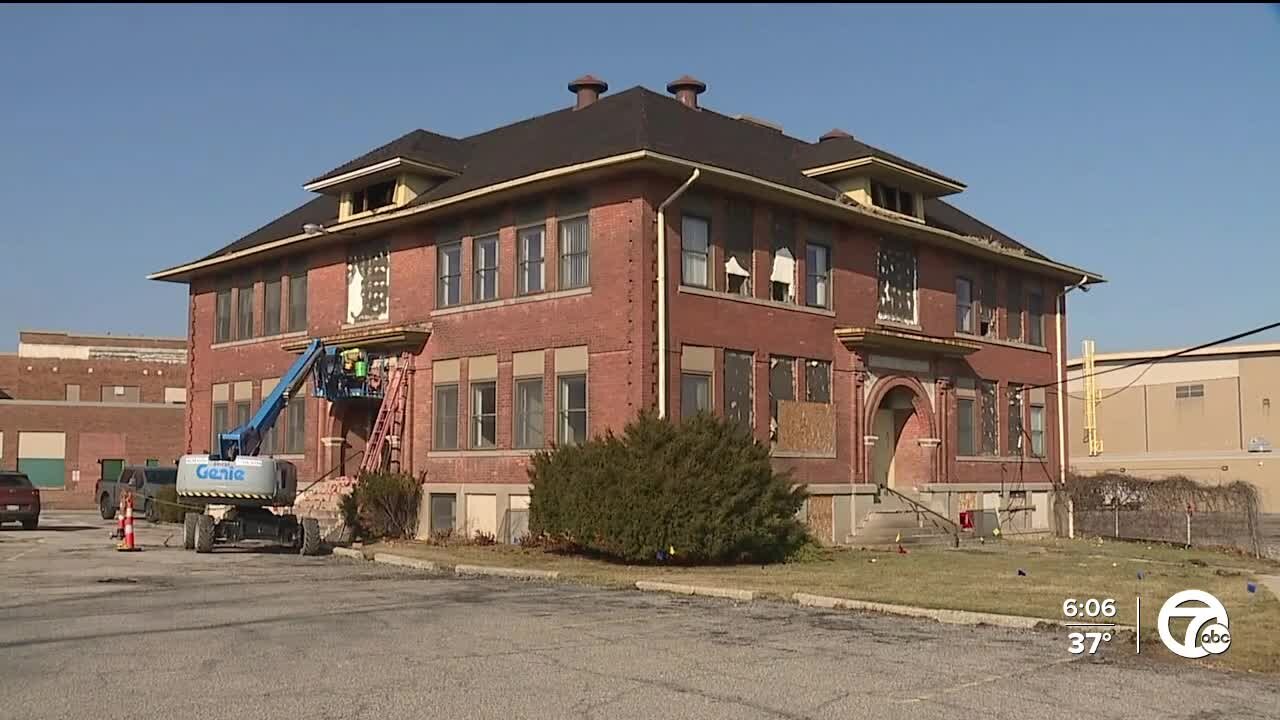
[0,355,185,402]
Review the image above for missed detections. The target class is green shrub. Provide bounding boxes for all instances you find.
[151,486,202,524]
[529,410,809,564]
[338,492,360,533]
[350,471,421,539]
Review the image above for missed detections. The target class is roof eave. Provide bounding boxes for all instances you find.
[303,157,461,192]
[802,156,966,195]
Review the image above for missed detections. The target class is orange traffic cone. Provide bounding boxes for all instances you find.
[114,498,126,540]
[116,495,140,552]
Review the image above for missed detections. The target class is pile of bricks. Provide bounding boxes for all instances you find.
[290,475,359,542]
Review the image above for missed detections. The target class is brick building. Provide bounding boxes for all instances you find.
[0,330,187,509]
[150,75,1102,543]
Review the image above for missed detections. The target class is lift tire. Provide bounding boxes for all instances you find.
[300,517,321,557]
[183,513,198,550]
[99,495,116,520]
[194,514,215,554]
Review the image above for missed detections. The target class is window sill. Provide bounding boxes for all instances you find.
[427,449,539,458]
[957,455,1048,463]
[771,449,838,459]
[432,287,591,316]
[677,285,835,317]
[211,330,307,350]
[955,333,1049,354]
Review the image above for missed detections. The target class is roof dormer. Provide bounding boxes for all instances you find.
[800,129,964,223]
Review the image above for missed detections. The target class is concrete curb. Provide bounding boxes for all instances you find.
[373,553,439,572]
[455,564,560,580]
[793,593,1096,630]
[635,581,755,602]
[331,547,366,560]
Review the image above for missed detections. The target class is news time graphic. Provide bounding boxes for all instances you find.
[1157,590,1231,659]
[1062,598,1119,655]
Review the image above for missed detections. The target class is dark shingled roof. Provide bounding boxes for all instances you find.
[193,86,1039,266]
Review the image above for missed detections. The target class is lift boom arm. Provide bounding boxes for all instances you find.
[214,338,324,460]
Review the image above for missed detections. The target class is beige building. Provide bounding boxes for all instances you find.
[1066,342,1280,512]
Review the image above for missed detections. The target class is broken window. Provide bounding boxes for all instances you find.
[346,240,389,324]
[471,381,497,449]
[263,268,282,337]
[726,200,753,296]
[559,216,590,289]
[978,380,997,455]
[871,182,916,216]
[350,180,396,214]
[724,350,754,433]
[770,211,796,303]
[434,385,459,450]
[1007,384,1024,456]
[438,241,461,307]
[805,360,831,403]
[805,238,830,309]
[955,276,974,334]
[769,355,795,441]
[979,268,997,337]
[473,235,498,302]
[876,240,916,324]
[518,225,545,295]
[287,261,308,333]
[214,286,232,343]
[1027,291,1044,347]
[681,214,710,288]
[1007,275,1023,341]
[235,280,255,340]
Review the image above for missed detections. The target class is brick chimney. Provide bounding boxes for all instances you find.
[568,75,608,110]
[666,75,706,109]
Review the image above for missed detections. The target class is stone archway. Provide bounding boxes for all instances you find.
[864,376,938,490]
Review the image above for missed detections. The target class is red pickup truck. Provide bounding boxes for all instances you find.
[0,471,40,530]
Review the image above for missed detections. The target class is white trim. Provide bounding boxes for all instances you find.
[677,285,835,317]
[150,149,1102,284]
[0,399,183,410]
[431,286,591,317]
[801,156,966,193]
[303,157,459,192]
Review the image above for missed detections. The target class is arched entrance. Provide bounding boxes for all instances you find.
[866,378,936,489]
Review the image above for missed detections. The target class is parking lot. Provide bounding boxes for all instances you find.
[2,511,1277,720]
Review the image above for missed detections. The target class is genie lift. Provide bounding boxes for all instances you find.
[177,338,412,555]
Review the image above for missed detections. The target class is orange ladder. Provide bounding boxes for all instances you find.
[360,353,413,475]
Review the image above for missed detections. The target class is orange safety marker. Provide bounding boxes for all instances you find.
[116,494,140,552]
[114,497,126,540]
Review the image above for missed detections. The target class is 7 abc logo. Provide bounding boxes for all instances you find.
[1157,590,1231,659]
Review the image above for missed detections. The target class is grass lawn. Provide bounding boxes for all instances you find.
[369,536,1280,675]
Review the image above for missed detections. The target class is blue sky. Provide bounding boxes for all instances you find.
[1,4,1276,355]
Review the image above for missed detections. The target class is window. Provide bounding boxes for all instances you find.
[473,235,498,302]
[681,373,711,418]
[235,281,255,340]
[955,277,974,334]
[559,216,590,289]
[211,403,228,451]
[285,395,305,454]
[433,385,459,450]
[1007,384,1024,456]
[770,211,796,303]
[769,356,795,440]
[65,384,80,402]
[471,382,497,448]
[557,375,587,445]
[429,493,456,533]
[726,200,753,296]
[1007,276,1023,341]
[681,214,710,288]
[1176,384,1205,399]
[979,380,997,456]
[871,182,915,216]
[876,240,917,323]
[724,350,754,432]
[101,385,140,403]
[437,241,461,307]
[287,263,308,333]
[1030,404,1045,458]
[518,226,545,294]
[805,360,831,403]
[979,269,997,337]
[806,244,830,309]
[350,181,396,214]
[1027,291,1044,347]
[346,240,390,324]
[957,397,976,456]
[234,400,251,429]
[514,378,544,449]
[263,272,282,337]
[215,287,232,343]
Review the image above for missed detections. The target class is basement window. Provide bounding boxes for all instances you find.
[350,181,396,214]
[871,182,916,216]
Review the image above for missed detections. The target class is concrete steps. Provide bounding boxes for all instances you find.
[850,490,961,547]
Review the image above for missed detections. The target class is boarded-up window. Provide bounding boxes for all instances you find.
[876,240,916,323]
[770,211,796,303]
[769,356,795,440]
[346,240,390,324]
[726,200,753,296]
[979,380,997,456]
[724,350,754,432]
[101,385,140,403]
[805,360,831,403]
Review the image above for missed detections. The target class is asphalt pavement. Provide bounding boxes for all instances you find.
[2,510,1277,720]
